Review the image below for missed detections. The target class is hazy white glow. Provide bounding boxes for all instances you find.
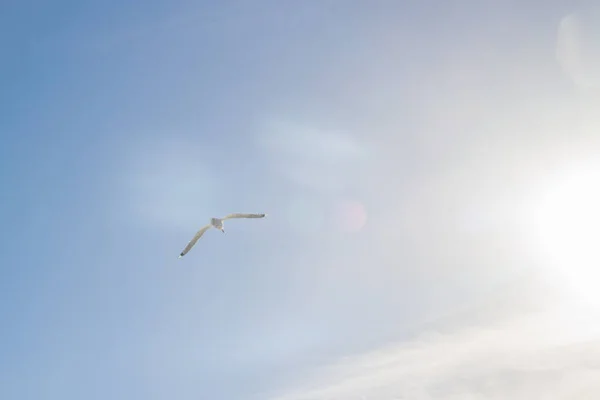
[527,160,600,304]
[257,118,372,193]
[269,307,600,400]
[556,11,600,89]
[123,137,219,232]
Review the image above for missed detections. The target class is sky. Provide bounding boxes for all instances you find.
[2,0,600,399]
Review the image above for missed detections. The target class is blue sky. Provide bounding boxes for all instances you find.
[2,1,600,399]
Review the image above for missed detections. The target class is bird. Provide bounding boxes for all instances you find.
[178,213,267,258]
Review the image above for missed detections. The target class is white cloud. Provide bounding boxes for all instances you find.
[256,117,374,193]
[268,303,600,400]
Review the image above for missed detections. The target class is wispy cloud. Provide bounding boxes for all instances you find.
[257,117,374,193]
[269,302,600,400]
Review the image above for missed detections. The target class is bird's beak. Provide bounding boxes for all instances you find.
[221,229,225,233]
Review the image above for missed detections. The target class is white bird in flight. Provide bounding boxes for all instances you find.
[178,213,267,258]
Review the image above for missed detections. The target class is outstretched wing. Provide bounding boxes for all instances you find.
[222,213,266,220]
[179,224,212,258]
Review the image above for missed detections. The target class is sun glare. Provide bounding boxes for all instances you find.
[526,160,600,304]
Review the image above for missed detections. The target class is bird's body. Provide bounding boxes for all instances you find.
[210,217,225,232]
[178,213,266,258]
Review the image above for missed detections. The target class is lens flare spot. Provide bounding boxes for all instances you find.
[334,200,368,233]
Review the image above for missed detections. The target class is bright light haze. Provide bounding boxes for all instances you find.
[2,1,600,399]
